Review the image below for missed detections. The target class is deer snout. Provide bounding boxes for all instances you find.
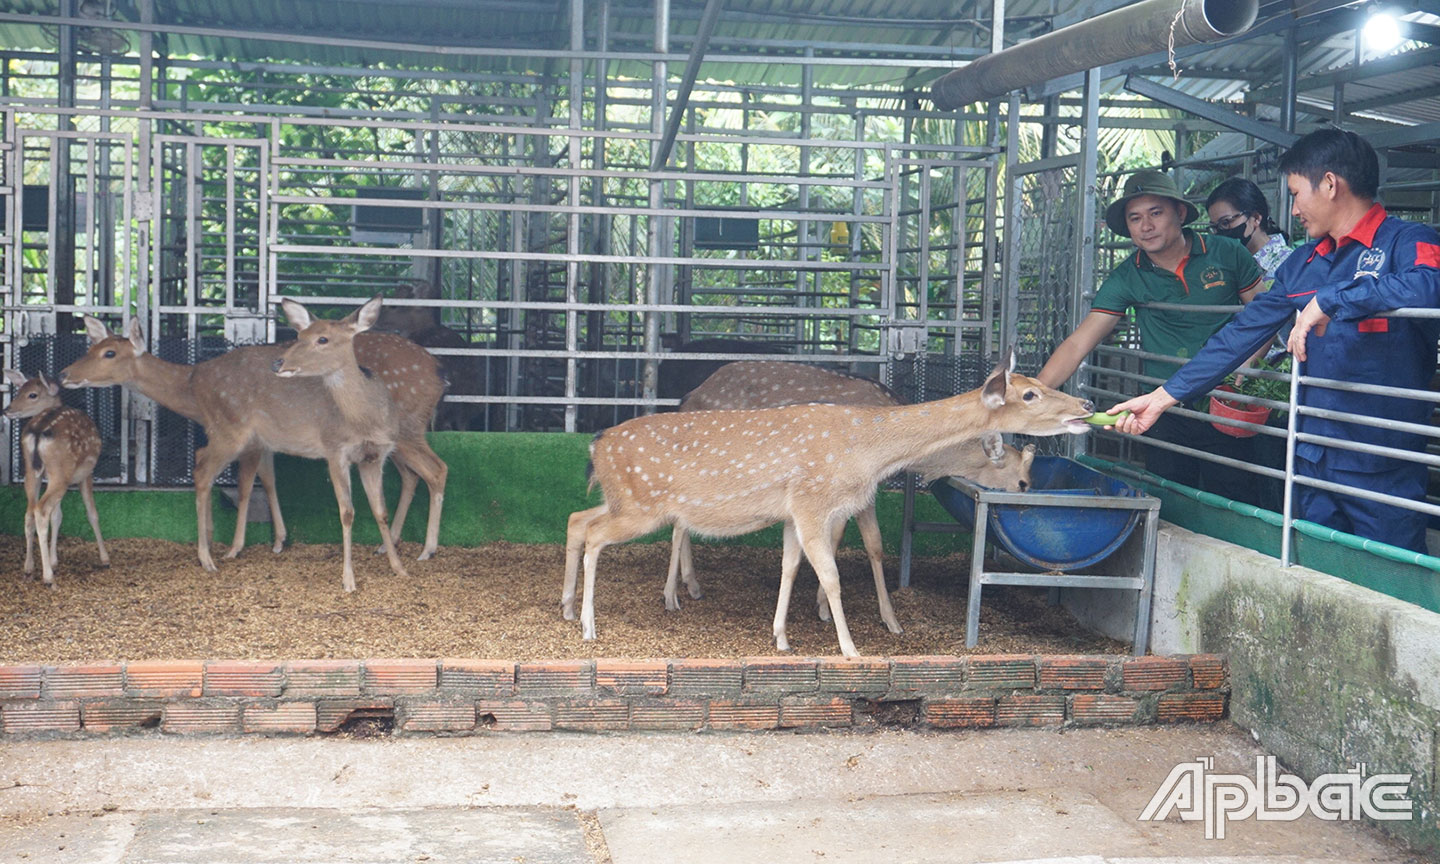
[271,357,284,374]
[56,369,82,389]
[1080,399,1095,414]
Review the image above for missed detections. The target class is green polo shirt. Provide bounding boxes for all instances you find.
[1092,230,1264,381]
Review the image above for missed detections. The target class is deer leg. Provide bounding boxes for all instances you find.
[798,517,860,658]
[680,530,701,600]
[192,444,238,573]
[664,525,686,611]
[35,482,68,586]
[772,521,805,653]
[392,438,447,561]
[325,458,359,593]
[21,472,39,576]
[376,454,418,556]
[562,505,605,620]
[358,457,409,580]
[255,449,287,554]
[816,519,848,623]
[855,505,902,635]
[80,474,109,568]
[580,509,661,641]
[225,447,263,559]
[48,495,62,569]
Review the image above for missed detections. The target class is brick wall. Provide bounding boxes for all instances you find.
[0,654,1228,738]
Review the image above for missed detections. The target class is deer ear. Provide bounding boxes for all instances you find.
[125,318,148,355]
[980,431,1006,464]
[1007,348,1017,373]
[981,360,1008,409]
[82,314,111,345]
[351,295,383,333]
[3,369,27,388]
[1021,443,1037,469]
[280,298,312,331]
[42,375,60,397]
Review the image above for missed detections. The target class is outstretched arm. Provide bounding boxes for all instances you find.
[1037,311,1122,389]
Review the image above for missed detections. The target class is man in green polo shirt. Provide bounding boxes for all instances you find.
[1038,169,1270,504]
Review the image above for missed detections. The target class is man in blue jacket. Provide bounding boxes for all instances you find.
[1110,129,1440,553]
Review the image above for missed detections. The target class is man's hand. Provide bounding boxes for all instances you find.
[1107,387,1180,436]
[1287,297,1330,361]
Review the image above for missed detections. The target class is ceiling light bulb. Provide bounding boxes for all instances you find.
[1363,10,1403,53]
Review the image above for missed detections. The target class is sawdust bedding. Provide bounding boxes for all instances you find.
[0,535,1126,663]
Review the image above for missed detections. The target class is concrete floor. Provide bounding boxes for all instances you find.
[0,723,1428,864]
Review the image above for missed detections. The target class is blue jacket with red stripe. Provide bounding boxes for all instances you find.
[1163,205,1440,472]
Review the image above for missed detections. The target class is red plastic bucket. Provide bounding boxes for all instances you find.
[1208,384,1270,438]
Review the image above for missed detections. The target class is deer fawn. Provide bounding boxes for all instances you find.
[564,353,1093,657]
[668,360,1036,633]
[275,295,449,591]
[61,314,446,590]
[4,370,109,585]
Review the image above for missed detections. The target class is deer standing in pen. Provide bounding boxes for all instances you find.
[273,295,450,591]
[60,312,447,590]
[4,370,109,585]
[564,353,1094,657]
[666,360,1036,631]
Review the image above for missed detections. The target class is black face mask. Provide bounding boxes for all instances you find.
[1213,222,1253,245]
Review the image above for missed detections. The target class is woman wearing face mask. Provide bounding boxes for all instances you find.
[1205,177,1294,280]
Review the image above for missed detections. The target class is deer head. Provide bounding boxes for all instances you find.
[58,316,148,388]
[977,352,1094,436]
[3,370,62,419]
[274,296,382,379]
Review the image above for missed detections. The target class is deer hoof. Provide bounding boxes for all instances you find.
[817,603,831,622]
[687,583,703,600]
[224,548,241,560]
[561,603,576,621]
[664,595,681,612]
[416,549,435,562]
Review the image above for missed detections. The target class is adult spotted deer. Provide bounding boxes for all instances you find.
[564,353,1093,657]
[667,361,1036,633]
[275,295,449,591]
[4,370,109,585]
[60,314,446,589]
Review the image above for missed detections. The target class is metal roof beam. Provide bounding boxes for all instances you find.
[1122,74,1298,145]
[1346,80,1440,113]
[1369,121,1440,149]
[651,0,723,172]
[1248,45,1440,103]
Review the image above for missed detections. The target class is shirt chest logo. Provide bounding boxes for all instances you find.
[1200,266,1225,290]
[1355,247,1386,278]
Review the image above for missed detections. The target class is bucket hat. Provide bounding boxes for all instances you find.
[1104,169,1200,237]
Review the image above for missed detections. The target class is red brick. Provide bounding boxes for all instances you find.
[205,661,283,697]
[125,661,203,697]
[923,697,997,728]
[629,700,706,731]
[46,665,124,698]
[890,656,965,693]
[0,665,42,699]
[1122,657,1188,691]
[243,702,318,734]
[440,659,515,695]
[996,694,1066,727]
[554,699,629,731]
[967,655,1035,690]
[1070,694,1141,725]
[515,661,592,697]
[708,700,779,730]
[669,659,743,695]
[1189,655,1227,690]
[162,703,240,734]
[2,701,80,734]
[315,698,394,733]
[781,698,853,729]
[595,660,667,696]
[363,659,437,694]
[743,657,818,693]
[817,658,890,693]
[1037,657,1107,691]
[285,660,362,697]
[82,699,165,733]
[401,702,476,733]
[1158,692,1228,723]
[476,700,553,732]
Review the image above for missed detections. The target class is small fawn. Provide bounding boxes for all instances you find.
[4,370,109,585]
[668,360,1035,636]
[564,353,1094,657]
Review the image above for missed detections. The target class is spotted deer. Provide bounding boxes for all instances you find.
[376,279,480,431]
[4,370,109,585]
[668,360,1036,633]
[274,295,450,592]
[564,353,1094,657]
[60,314,447,589]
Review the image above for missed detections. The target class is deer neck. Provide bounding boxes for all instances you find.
[857,394,995,477]
[322,359,388,432]
[130,353,202,420]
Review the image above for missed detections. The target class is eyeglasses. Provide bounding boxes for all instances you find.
[1208,212,1251,232]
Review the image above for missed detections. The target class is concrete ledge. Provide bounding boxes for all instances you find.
[1063,521,1440,857]
[0,653,1228,739]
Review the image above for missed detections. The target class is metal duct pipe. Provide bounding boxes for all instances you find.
[931,0,1259,109]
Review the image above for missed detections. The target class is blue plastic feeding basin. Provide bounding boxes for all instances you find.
[929,456,1144,571]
